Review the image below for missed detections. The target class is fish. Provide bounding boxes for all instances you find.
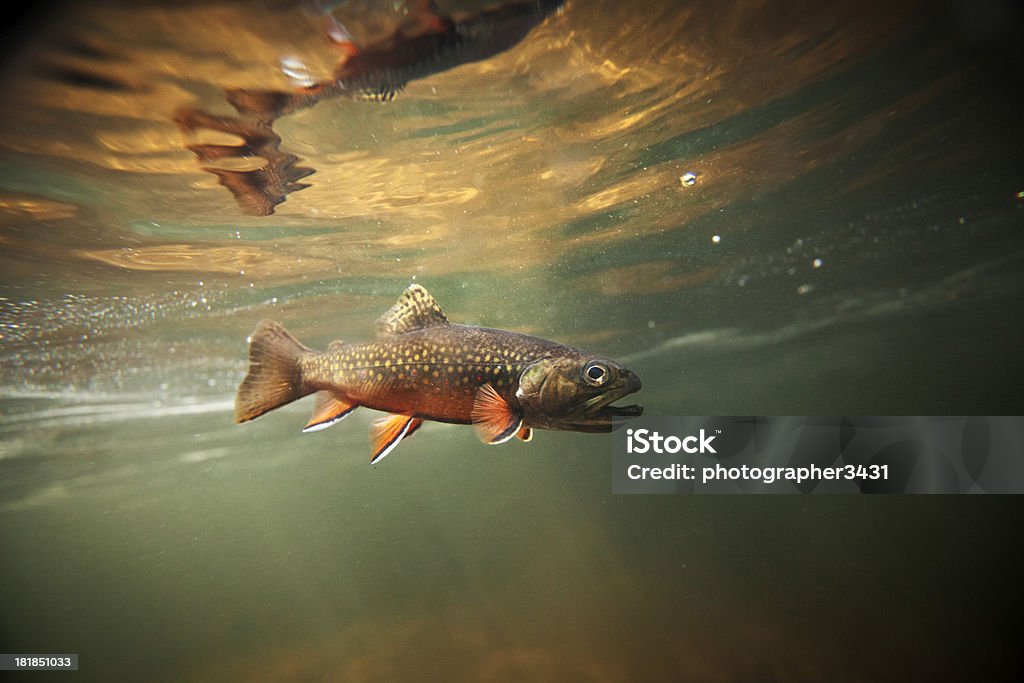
[227,0,567,120]
[176,0,566,215]
[234,284,642,463]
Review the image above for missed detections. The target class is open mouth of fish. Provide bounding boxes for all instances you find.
[563,377,643,431]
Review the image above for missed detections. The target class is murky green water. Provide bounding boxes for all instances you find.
[2,0,1022,680]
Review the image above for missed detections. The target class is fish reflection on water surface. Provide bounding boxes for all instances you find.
[176,0,566,215]
[235,284,642,463]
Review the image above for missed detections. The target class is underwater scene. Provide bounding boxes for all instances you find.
[1,0,1022,680]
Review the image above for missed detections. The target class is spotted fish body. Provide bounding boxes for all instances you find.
[235,285,642,463]
[302,325,556,425]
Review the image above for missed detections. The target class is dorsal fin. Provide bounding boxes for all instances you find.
[375,284,448,337]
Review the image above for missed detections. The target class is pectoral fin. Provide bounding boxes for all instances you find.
[303,392,358,432]
[471,384,523,445]
[370,414,423,464]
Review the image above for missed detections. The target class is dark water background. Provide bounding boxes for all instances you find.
[1,0,1022,680]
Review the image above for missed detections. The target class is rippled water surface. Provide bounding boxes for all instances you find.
[2,1,1022,680]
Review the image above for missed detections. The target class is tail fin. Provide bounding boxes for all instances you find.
[174,106,313,216]
[234,320,314,423]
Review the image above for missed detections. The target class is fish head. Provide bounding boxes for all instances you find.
[515,354,642,433]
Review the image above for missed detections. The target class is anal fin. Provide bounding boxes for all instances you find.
[515,426,533,442]
[370,414,423,464]
[303,391,358,432]
[471,383,523,445]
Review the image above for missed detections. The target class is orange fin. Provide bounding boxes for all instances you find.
[515,426,533,442]
[370,414,423,464]
[303,391,357,432]
[471,384,523,445]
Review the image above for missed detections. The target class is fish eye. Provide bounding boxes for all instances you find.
[583,361,609,386]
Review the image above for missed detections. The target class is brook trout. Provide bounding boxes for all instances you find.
[235,284,642,463]
[176,0,565,215]
[227,0,568,120]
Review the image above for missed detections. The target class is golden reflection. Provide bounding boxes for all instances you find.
[538,156,605,184]
[0,0,932,279]
[78,244,277,275]
[576,173,657,214]
[0,194,79,223]
[566,64,957,251]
